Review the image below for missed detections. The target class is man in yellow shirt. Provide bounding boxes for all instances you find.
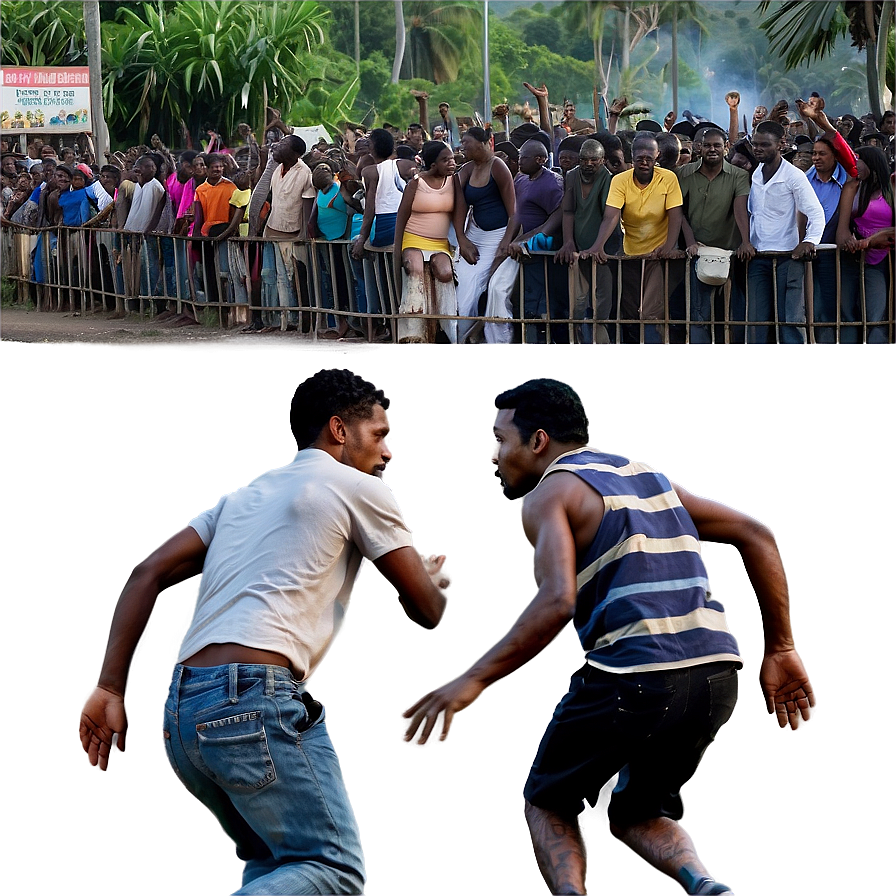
[582,133,683,342]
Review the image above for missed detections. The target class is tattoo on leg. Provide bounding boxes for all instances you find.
[525,801,587,895]
[611,817,720,892]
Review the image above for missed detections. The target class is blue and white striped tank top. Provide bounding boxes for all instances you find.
[542,448,741,674]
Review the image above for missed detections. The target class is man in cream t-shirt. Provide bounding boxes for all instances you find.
[80,368,449,895]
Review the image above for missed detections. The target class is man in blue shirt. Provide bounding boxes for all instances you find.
[806,137,851,342]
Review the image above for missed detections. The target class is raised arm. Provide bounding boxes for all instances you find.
[673,484,815,729]
[403,477,577,744]
[79,527,208,770]
[523,82,553,139]
[725,91,741,144]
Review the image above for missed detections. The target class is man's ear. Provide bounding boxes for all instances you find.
[327,415,347,446]
[530,428,550,455]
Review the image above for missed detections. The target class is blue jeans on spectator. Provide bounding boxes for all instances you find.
[811,250,839,343]
[670,260,746,344]
[839,253,890,343]
[261,240,300,327]
[746,256,807,344]
[163,664,365,895]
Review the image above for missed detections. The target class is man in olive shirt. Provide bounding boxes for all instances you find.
[676,127,755,342]
[554,139,616,343]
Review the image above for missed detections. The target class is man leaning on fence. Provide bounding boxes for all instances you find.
[262,134,315,328]
[553,139,616,344]
[746,121,825,344]
[676,127,754,343]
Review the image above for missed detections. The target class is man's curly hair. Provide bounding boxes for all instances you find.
[290,369,390,449]
[495,379,588,444]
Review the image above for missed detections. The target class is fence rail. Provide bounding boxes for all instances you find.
[2,222,892,344]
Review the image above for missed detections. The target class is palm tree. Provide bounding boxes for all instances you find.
[392,1,482,85]
[559,1,616,105]
[758,1,894,118]
[392,1,406,84]
[657,1,709,118]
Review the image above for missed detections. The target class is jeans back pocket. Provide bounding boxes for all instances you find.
[196,710,277,793]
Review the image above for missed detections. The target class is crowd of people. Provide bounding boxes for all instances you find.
[2,84,894,343]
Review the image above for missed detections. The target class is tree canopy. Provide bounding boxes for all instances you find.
[1,1,888,148]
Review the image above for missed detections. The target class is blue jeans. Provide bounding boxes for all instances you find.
[261,241,300,327]
[746,256,807,344]
[811,250,839,343]
[839,253,890,344]
[163,664,365,895]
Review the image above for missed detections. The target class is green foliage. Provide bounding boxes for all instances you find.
[102,1,343,145]
[758,1,850,69]
[1,277,18,305]
[322,1,396,63]
[0,1,86,66]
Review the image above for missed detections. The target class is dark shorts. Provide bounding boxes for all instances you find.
[523,661,738,826]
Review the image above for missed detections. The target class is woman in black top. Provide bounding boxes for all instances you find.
[452,127,516,342]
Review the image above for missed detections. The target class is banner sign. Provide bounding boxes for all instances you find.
[1,67,92,134]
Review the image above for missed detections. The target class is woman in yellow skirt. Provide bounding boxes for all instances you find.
[393,141,458,342]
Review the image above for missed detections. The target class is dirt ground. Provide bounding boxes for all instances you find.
[0,304,369,345]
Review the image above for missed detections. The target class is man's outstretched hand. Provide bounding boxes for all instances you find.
[80,686,128,770]
[403,675,485,744]
[760,649,815,730]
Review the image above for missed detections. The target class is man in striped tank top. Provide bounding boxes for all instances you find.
[405,378,814,896]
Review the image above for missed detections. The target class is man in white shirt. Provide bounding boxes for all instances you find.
[80,369,449,895]
[746,121,825,343]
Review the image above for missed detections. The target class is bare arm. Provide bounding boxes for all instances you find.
[452,169,477,263]
[213,198,245,242]
[351,165,378,257]
[192,197,204,237]
[673,484,815,729]
[725,91,740,144]
[733,193,755,259]
[403,478,577,744]
[392,176,419,287]
[554,185,578,264]
[411,89,429,129]
[523,82,552,138]
[655,205,683,257]
[373,545,448,630]
[835,178,861,249]
[143,183,168,234]
[606,96,627,134]
[79,527,208,770]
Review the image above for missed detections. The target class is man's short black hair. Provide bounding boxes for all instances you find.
[290,369,390,449]
[495,379,588,444]
[369,128,395,160]
[655,132,681,168]
[284,134,307,157]
[698,127,726,145]
[755,120,785,140]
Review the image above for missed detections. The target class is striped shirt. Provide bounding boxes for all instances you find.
[541,448,741,674]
